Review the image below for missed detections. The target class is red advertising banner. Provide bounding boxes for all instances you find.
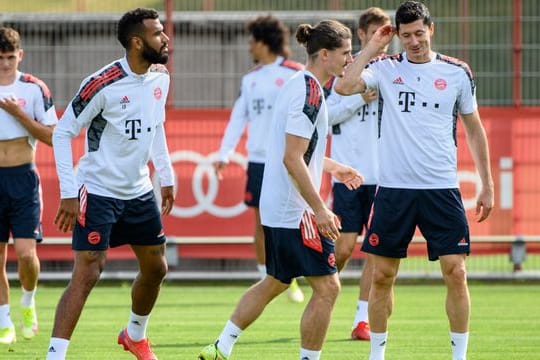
[35,107,540,240]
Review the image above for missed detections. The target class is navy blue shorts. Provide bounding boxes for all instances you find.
[362,187,470,261]
[0,164,41,242]
[263,213,337,283]
[332,183,376,234]
[73,188,166,251]
[244,162,264,207]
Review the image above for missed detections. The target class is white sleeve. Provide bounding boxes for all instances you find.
[31,82,58,126]
[326,84,366,126]
[286,80,316,139]
[217,84,249,162]
[151,122,174,187]
[52,79,105,199]
[458,68,477,115]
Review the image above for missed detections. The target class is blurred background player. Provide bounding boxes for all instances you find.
[335,1,494,359]
[199,19,363,360]
[46,8,174,360]
[325,7,391,341]
[213,14,305,302]
[0,26,57,344]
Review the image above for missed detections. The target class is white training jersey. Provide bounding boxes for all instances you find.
[260,70,328,228]
[0,71,58,147]
[217,56,303,163]
[362,52,477,189]
[53,57,174,200]
[326,76,379,185]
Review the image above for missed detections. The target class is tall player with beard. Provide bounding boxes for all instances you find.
[46,8,174,360]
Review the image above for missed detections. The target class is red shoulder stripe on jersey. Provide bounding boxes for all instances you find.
[71,62,128,117]
[280,59,303,71]
[437,54,474,79]
[19,73,54,111]
[80,66,123,100]
[323,76,335,98]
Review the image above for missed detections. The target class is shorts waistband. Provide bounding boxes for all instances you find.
[0,163,35,175]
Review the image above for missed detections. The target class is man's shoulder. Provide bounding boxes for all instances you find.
[278,58,304,72]
[367,53,404,66]
[18,73,54,110]
[435,53,473,78]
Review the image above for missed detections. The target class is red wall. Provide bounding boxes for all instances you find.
[35,107,540,239]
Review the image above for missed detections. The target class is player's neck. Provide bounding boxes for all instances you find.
[258,53,278,65]
[126,53,151,75]
[0,72,17,86]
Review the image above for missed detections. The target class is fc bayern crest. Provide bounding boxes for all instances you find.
[434,78,447,90]
[154,87,162,100]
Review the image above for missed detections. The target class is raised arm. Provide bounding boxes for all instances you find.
[334,24,396,96]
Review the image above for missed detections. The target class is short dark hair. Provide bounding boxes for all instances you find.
[247,15,291,58]
[358,7,391,32]
[0,27,21,52]
[296,20,351,59]
[117,8,160,49]
[395,1,432,31]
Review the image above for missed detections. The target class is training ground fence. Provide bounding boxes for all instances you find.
[2,0,540,280]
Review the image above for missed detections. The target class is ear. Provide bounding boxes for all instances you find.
[319,48,329,60]
[130,36,143,51]
[18,49,24,61]
[357,28,366,45]
[429,22,435,37]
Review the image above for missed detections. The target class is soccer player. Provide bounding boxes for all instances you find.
[334,1,494,359]
[0,26,57,345]
[46,8,174,360]
[326,7,391,341]
[199,19,363,360]
[213,15,305,302]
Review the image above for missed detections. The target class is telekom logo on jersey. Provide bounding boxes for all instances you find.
[152,150,508,219]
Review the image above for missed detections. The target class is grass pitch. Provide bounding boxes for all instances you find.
[3,281,539,359]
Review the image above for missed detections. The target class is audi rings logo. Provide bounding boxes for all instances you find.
[152,150,248,218]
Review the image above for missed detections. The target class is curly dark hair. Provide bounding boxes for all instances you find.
[247,15,291,58]
[117,8,159,49]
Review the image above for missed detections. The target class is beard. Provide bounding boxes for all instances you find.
[141,40,168,64]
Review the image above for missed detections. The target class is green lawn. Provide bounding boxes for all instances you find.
[3,281,539,359]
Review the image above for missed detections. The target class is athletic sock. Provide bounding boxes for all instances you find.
[352,299,369,327]
[21,287,37,307]
[450,331,469,360]
[46,337,70,360]
[0,304,13,328]
[256,264,266,279]
[216,320,242,357]
[369,331,388,360]
[300,347,321,360]
[127,311,150,341]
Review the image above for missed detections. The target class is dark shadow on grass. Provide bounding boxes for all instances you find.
[153,337,297,349]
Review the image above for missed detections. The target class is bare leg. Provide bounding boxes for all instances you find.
[0,244,9,306]
[368,255,399,332]
[359,254,374,303]
[13,238,40,292]
[253,208,265,266]
[51,250,106,339]
[130,244,167,315]
[440,254,470,332]
[300,273,341,350]
[335,232,357,272]
[230,276,288,329]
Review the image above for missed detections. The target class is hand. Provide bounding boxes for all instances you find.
[314,207,341,241]
[475,186,494,222]
[361,88,377,103]
[54,198,80,233]
[367,24,396,53]
[330,164,364,190]
[212,161,227,181]
[160,185,175,216]
[0,95,23,118]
